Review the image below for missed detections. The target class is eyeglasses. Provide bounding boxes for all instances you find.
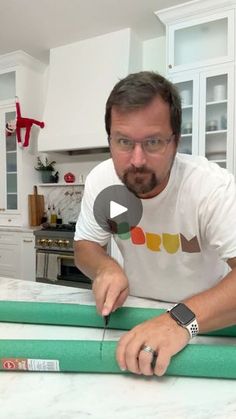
[109,134,174,155]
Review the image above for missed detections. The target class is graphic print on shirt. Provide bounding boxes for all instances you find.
[117,226,201,254]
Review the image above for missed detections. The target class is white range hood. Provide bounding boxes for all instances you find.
[38,28,142,153]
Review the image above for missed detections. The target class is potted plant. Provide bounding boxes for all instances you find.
[35,156,56,183]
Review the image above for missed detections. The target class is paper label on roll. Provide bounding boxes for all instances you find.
[1,358,60,371]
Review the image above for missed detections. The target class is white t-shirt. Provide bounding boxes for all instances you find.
[74,153,236,302]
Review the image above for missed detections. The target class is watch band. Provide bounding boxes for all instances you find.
[185,319,199,338]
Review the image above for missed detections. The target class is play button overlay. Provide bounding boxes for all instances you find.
[93,185,143,234]
[110,201,127,218]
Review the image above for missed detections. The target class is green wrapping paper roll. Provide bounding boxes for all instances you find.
[0,339,236,379]
[0,300,236,337]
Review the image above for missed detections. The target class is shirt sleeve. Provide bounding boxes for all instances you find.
[74,173,111,246]
[199,171,236,261]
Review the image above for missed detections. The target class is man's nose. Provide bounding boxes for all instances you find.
[129,143,147,167]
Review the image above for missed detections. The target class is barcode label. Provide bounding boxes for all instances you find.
[1,358,60,371]
[27,359,60,371]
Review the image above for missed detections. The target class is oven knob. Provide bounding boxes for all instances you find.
[53,240,59,247]
[48,239,53,247]
[39,239,46,246]
[64,240,70,247]
[58,240,64,247]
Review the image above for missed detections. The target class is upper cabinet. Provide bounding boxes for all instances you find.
[0,51,46,226]
[168,11,233,73]
[170,65,234,172]
[169,71,199,157]
[156,1,235,73]
[38,29,142,153]
[156,0,236,175]
[0,71,16,100]
[0,105,18,215]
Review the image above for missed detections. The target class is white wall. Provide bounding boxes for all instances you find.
[42,150,111,184]
[142,36,166,75]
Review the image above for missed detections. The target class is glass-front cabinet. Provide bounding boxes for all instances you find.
[0,51,45,226]
[5,110,18,209]
[0,104,21,222]
[172,65,234,172]
[172,73,199,156]
[156,0,236,175]
[199,68,234,170]
[0,71,15,101]
[166,9,234,73]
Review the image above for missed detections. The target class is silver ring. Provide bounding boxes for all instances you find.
[141,344,157,357]
[141,345,158,369]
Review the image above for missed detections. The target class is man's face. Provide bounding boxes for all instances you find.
[109,96,177,198]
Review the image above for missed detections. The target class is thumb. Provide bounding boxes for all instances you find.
[102,284,123,316]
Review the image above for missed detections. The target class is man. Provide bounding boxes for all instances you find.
[74,71,236,377]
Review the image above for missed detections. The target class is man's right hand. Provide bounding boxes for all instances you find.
[92,266,129,316]
[74,240,129,315]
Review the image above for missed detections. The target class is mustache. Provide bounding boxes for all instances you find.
[124,166,153,175]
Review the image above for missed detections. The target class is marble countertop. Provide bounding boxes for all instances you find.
[0,277,236,419]
[0,226,38,233]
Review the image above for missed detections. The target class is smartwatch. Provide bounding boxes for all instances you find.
[168,303,199,338]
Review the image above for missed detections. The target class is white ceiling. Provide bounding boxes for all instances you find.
[0,0,192,63]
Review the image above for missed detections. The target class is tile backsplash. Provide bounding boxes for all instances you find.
[38,150,111,224]
[40,184,84,224]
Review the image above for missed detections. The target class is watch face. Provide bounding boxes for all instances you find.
[170,303,195,326]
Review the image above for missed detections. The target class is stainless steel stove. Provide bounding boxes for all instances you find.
[35,226,74,252]
[34,224,91,289]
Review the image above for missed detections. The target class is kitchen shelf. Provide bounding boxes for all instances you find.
[205,130,227,135]
[37,183,84,187]
[182,105,193,109]
[206,100,227,106]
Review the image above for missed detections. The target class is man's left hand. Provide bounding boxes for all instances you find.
[116,313,190,376]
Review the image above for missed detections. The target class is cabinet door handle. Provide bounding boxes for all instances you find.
[23,239,33,243]
[168,64,172,69]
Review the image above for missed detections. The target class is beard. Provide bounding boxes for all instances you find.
[120,166,160,196]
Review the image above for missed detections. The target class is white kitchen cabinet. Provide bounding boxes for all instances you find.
[0,232,21,278]
[170,71,199,156]
[0,104,21,226]
[156,0,236,174]
[0,71,15,101]
[156,1,235,73]
[0,230,35,281]
[0,51,46,226]
[171,65,234,171]
[21,232,36,281]
[199,66,234,170]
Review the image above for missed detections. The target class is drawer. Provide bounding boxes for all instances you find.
[0,233,16,243]
[0,213,22,227]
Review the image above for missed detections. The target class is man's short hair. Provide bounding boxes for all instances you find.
[105,71,182,145]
